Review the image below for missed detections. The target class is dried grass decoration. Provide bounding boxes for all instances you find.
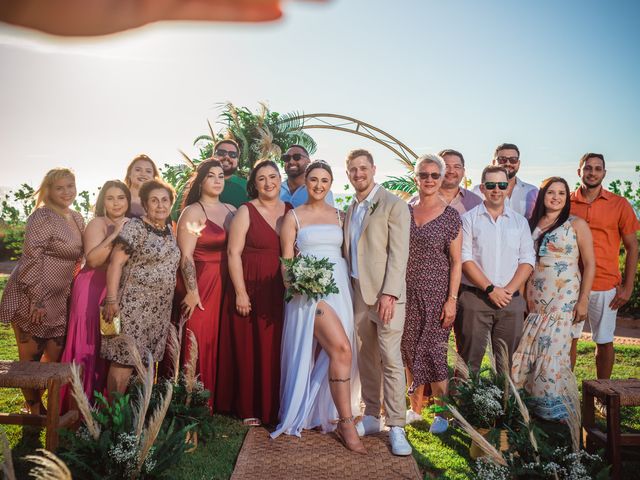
[444,338,609,479]
[58,334,190,479]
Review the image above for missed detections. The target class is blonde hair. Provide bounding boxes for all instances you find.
[414,153,445,176]
[345,149,374,167]
[34,168,76,208]
[124,154,160,188]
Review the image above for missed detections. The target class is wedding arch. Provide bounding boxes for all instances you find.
[288,113,418,165]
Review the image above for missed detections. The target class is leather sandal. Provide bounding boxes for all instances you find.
[335,417,367,455]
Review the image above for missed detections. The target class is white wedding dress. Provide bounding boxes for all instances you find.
[271,215,361,438]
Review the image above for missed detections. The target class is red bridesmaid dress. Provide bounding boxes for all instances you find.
[214,202,290,424]
[172,204,228,410]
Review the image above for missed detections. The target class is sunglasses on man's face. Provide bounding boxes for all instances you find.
[214,149,238,159]
[416,172,441,180]
[483,182,509,190]
[496,156,519,165]
[281,153,308,163]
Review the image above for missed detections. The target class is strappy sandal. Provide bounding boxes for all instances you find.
[242,417,262,427]
[334,417,367,455]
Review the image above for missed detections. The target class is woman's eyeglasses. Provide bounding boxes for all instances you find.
[483,182,509,190]
[416,172,441,180]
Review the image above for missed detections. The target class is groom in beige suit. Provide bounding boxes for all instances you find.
[343,149,412,456]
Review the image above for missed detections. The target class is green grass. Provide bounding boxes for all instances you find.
[407,340,640,479]
[1,286,639,478]
[0,323,247,478]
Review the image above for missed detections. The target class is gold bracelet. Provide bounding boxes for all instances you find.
[449,294,458,301]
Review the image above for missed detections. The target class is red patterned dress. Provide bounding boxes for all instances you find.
[401,205,461,389]
[0,206,84,340]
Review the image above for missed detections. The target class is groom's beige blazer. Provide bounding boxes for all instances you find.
[343,186,410,305]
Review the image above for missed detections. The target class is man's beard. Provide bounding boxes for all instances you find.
[583,177,603,189]
[507,169,517,179]
[285,168,303,179]
[223,165,237,176]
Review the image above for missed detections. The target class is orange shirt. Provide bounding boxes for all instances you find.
[570,187,640,291]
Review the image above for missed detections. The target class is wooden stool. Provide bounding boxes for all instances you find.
[583,379,640,479]
[0,361,79,451]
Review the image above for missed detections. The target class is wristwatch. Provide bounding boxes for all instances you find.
[485,284,495,295]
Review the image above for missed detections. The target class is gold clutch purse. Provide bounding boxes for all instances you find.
[100,310,121,337]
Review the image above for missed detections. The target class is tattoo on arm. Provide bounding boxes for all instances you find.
[181,258,198,292]
[315,308,324,317]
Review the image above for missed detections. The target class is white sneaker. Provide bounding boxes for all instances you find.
[389,426,412,456]
[405,409,423,424]
[429,416,449,434]
[355,415,382,437]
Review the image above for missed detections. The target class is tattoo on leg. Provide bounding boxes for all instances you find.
[329,377,351,383]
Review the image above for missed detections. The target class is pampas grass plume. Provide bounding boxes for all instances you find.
[447,405,507,466]
[69,362,101,440]
[136,382,174,474]
[24,449,71,480]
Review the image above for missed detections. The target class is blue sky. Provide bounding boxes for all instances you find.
[0,0,638,194]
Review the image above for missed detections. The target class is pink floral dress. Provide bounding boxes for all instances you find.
[511,218,581,421]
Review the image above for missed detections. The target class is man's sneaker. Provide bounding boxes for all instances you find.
[405,409,423,424]
[429,416,449,434]
[389,426,412,456]
[355,415,382,437]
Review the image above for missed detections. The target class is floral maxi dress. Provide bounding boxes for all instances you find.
[511,218,581,421]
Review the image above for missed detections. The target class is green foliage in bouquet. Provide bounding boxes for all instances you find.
[445,366,509,430]
[59,391,191,479]
[281,255,339,302]
[150,375,213,439]
[444,340,609,479]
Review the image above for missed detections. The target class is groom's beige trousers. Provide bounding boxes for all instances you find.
[352,278,406,427]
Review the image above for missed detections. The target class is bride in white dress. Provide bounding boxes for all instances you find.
[271,160,365,454]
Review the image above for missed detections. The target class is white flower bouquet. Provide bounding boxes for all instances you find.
[281,254,339,302]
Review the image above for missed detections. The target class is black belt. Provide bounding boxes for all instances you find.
[461,284,520,297]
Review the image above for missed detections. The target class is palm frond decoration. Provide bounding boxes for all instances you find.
[192,134,214,146]
[397,156,416,173]
[381,175,416,199]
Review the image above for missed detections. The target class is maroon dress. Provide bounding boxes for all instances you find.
[215,202,291,424]
[172,208,228,410]
[401,205,461,389]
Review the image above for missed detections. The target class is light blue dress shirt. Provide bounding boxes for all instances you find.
[280,181,334,208]
[349,184,380,279]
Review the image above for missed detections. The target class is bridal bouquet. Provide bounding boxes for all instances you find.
[281,255,339,302]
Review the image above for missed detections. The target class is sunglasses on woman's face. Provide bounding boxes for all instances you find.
[215,149,238,159]
[483,182,509,190]
[416,172,441,180]
[281,153,308,163]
